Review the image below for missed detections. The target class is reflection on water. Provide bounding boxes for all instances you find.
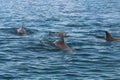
[0,0,120,79]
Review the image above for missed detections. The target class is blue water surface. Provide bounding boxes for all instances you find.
[0,0,120,80]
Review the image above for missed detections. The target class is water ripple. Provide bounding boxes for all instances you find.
[0,0,120,80]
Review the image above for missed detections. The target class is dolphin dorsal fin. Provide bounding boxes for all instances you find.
[21,23,24,29]
[61,36,65,43]
[105,31,114,41]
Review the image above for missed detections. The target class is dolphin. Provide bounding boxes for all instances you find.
[49,32,73,51]
[105,31,120,41]
[16,24,27,35]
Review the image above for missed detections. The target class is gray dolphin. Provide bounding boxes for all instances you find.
[105,31,120,41]
[49,32,73,51]
[16,24,27,35]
